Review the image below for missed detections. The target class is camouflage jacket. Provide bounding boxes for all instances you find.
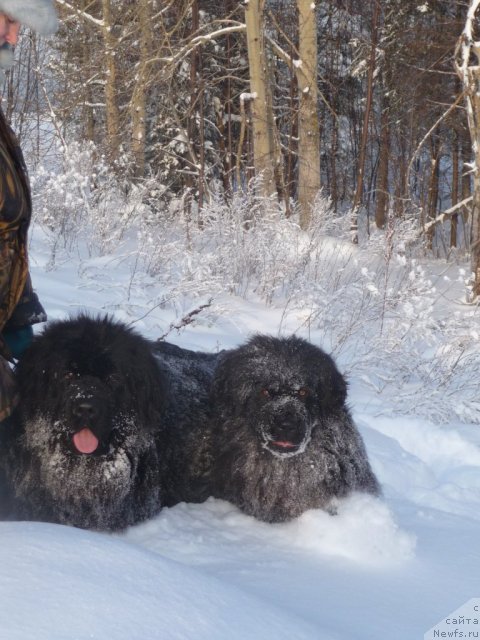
[0,108,46,419]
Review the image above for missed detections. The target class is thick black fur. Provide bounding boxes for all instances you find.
[0,315,168,531]
[151,341,220,506]
[209,335,380,523]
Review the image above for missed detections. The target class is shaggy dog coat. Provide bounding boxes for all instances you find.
[151,340,219,506]
[0,316,167,531]
[209,335,380,523]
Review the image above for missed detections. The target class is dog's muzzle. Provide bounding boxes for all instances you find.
[65,377,113,455]
[259,400,312,458]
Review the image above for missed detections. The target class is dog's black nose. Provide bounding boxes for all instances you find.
[72,401,100,422]
[270,421,303,443]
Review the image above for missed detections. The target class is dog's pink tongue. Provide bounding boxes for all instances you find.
[73,428,99,454]
[273,440,296,449]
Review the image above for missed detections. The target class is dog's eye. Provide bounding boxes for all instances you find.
[297,388,309,398]
[260,388,271,399]
[107,373,122,388]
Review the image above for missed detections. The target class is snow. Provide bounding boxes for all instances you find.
[0,521,318,640]
[1,216,480,639]
[240,91,257,102]
[417,3,430,13]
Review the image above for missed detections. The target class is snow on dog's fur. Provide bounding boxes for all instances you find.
[0,315,167,531]
[209,335,380,523]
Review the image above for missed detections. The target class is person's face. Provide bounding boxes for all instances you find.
[0,14,20,47]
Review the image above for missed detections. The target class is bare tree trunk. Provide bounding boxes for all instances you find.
[79,0,95,143]
[285,60,298,217]
[130,0,152,179]
[471,167,480,298]
[351,0,380,243]
[189,0,206,210]
[426,138,440,251]
[458,117,473,250]
[455,0,480,300]
[375,89,390,229]
[197,57,206,210]
[185,0,199,217]
[451,129,459,248]
[101,0,120,163]
[330,111,338,212]
[244,0,276,197]
[461,132,472,202]
[219,32,234,197]
[265,46,285,202]
[297,0,320,229]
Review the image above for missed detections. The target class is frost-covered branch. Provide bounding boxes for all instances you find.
[264,34,336,121]
[407,92,465,187]
[146,23,246,68]
[55,0,104,28]
[157,300,214,341]
[423,196,473,233]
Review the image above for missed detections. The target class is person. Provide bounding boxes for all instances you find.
[0,1,58,420]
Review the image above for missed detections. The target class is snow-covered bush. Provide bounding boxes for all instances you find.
[30,151,480,424]
[31,141,154,260]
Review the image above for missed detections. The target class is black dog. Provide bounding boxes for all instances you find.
[209,335,380,523]
[0,315,167,531]
[151,340,220,506]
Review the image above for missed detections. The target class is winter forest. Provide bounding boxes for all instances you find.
[10,1,477,244]
[4,1,480,639]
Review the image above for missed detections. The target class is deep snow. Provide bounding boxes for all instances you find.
[0,222,479,639]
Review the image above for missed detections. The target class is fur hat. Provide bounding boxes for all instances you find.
[0,0,58,35]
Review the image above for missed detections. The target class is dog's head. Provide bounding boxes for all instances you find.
[15,314,166,457]
[212,335,347,459]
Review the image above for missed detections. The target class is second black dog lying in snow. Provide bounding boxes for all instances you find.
[153,333,380,523]
[207,335,380,523]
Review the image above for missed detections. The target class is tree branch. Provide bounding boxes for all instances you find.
[407,91,465,186]
[55,0,104,28]
[146,23,246,68]
[423,196,473,232]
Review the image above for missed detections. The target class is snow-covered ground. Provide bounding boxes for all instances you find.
[1,217,479,639]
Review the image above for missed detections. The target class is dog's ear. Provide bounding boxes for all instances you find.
[14,333,66,416]
[315,355,348,412]
[124,349,167,430]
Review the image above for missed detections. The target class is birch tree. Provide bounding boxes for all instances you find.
[244,0,277,197]
[100,0,120,163]
[297,0,320,229]
[130,0,152,178]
